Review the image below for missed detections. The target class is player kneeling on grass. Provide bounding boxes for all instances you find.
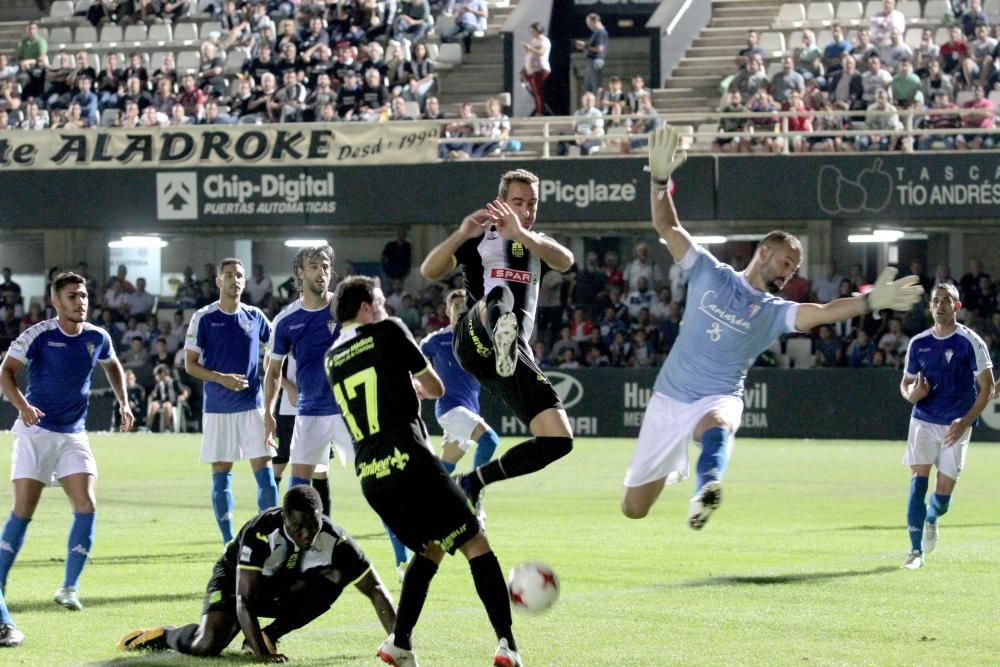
[118,486,396,662]
[898,283,994,570]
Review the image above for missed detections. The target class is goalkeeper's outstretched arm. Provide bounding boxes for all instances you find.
[647,125,693,262]
[795,267,924,331]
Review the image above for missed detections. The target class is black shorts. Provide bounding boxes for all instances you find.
[272,413,296,465]
[357,431,479,555]
[453,310,563,425]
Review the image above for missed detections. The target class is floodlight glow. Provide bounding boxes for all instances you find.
[691,236,727,245]
[284,239,329,248]
[108,236,168,248]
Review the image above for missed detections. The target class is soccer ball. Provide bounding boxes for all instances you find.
[507,562,559,614]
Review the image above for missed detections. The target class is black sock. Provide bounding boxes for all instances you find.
[165,624,199,654]
[476,437,573,487]
[393,554,439,650]
[274,475,282,491]
[312,478,330,517]
[469,551,515,651]
[484,286,513,335]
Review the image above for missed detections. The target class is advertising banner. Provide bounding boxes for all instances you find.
[0,155,716,228]
[718,154,1000,220]
[0,122,440,170]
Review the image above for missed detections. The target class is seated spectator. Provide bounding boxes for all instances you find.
[118,74,154,114]
[441,0,488,54]
[746,83,781,153]
[878,317,909,367]
[18,302,44,334]
[54,102,88,129]
[785,91,813,153]
[121,52,149,90]
[601,75,627,118]
[869,0,905,48]
[813,325,844,367]
[147,364,189,433]
[955,85,994,150]
[405,42,437,99]
[176,73,205,121]
[152,52,177,88]
[124,277,155,316]
[220,0,251,51]
[626,75,650,114]
[846,329,877,367]
[962,23,996,89]
[0,54,15,82]
[244,43,278,84]
[625,277,655,319]
[881,30,913,73]
[627,93,660,150]
[438,101,477,159]
[794,29,824,82]
[861,88,902,150]
[890,60,923,109]
[608,330,633,367]
[823,24,853,76]
[913,29,940,78]
[114,369,146,431]
[861,55,893,106]
[569,307,595,342]
[714,90,751,154]
[728,55,767,101]
[939,26,969,76]
[852,28,880,65]
[71,76,99,126]
[358,68,390,121]
[160,0,191,24]
[810,99,854,152]
[918,92,960,150]
[473,96,510,157]
[959,0,989,39]
[921,59,955,104]
[121,336,150,369]
[827,53,865,109]
[197,41,227,99]
[780,272,810,302]
[557,91,604,156]
[735,29,765,69]
[0,80,20,117]
[394,0,432,44]
[149,336,174,370]
[631,330,656,368]
[269,70,306,122]
[19,100,47,130]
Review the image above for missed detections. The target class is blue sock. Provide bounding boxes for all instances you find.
[473,428,499,469]
[288,476,310,488]
[695,427,730,491]
[211,472,235,544]
[64,512,95,589]
[254,467,278,511]
[907,476,929,553]
[926,493,951,524]
[0,513,30,589]
[441,460,457,473]
[0,586,12,626]
[383,520,410,567]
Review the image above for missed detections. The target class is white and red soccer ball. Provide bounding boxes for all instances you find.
[507,562,559,614]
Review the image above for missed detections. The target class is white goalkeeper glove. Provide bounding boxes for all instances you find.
[865,267,923,313]
[646,125,687,185]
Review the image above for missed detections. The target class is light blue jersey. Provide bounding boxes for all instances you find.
[904,325,992,426]
[186,302,272,414]
[6,320,115,433]
[655,245,798,402]
[269,298,340,417]
[420,326,480,418]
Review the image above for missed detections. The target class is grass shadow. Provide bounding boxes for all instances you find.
[87,651,370,666]
[9,552,218,568]
[675,565,898,588]
[12,591,198,613]
[829,522,1000,532]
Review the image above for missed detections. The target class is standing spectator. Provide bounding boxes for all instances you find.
[115,369,146,431]
[381,226,412,283]
[0,268,21,302]
[869,0,905,48]
[955,85,994,150]
[623,241,663,293]
[576,13,608,94]
[521,22,551,116]
[245,264,273,306]
[573,253,608,317]
[441,1,488,55]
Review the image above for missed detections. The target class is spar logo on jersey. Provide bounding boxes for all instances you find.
[490,268,535,284]
[547,371,584,409]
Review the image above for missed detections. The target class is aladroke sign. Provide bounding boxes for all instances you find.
[0,122,439,169]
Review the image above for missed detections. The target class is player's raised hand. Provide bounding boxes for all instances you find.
[647,125,686,183]
[17,403,44,427]
[866,267,923,313]
[119,406,134,432]
[487,198,524,240]
[458,208,492,239]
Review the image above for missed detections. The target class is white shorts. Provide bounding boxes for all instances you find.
[904,418,970,480]
[624,391,743,488]
[10,420,97,486]
[200,409,269,463]
[437,406,487,451]
[290,415,354,468]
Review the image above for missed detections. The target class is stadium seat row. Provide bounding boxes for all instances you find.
[775,1,952,28]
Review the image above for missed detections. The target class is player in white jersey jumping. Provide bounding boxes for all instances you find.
[0,272,133,612]
[421,169,575,515]
[185,258,277,544]
[622,126,925,529]
[898,283,994,569]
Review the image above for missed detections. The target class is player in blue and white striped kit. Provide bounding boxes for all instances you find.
[621,126,924,530]
[898,282,994,570]
[0,272,133,614]
[184,258,277,545]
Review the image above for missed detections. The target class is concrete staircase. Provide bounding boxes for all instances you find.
[0,22,28,56]
[433,1,514,112]
[654,0,787,115]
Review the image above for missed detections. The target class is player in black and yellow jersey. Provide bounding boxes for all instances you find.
[118,486,395,663]
[325,276,522,667]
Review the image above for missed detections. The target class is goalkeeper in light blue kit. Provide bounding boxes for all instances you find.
[621,126,925,529]
[897,282,994,570]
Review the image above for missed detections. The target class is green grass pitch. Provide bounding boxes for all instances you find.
[0,434,998,666]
